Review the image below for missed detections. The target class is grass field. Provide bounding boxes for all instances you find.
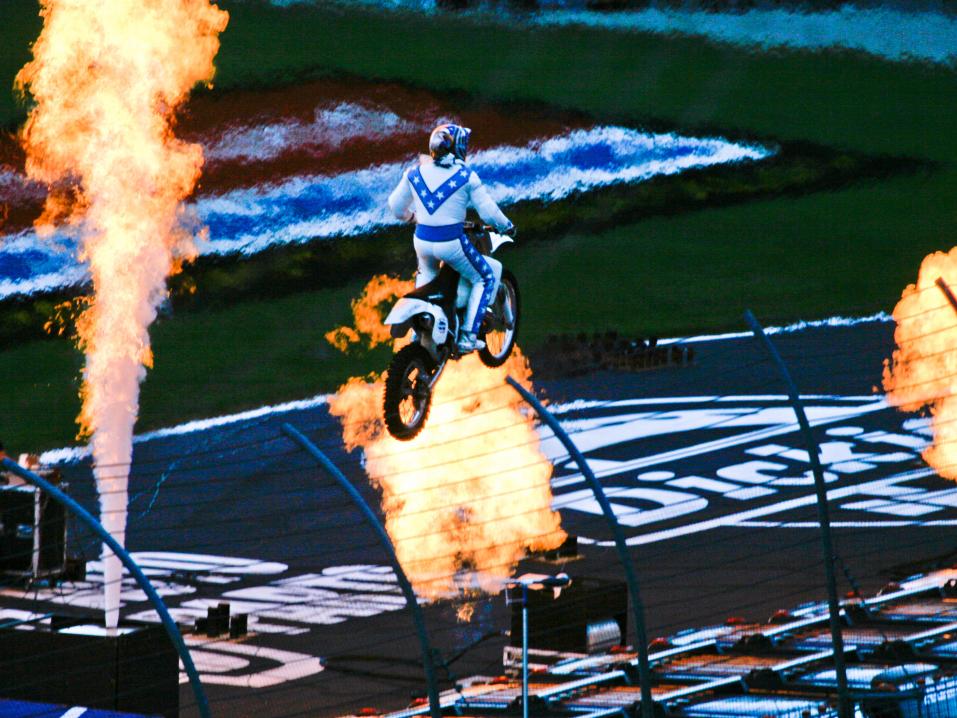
[2,0,955,451]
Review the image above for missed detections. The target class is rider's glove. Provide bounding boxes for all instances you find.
[501,222,517,238]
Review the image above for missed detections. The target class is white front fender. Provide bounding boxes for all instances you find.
[384,298,450,345]
[488,232,513,254]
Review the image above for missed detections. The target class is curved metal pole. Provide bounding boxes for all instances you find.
[280,423,442,718]
[0,457,211,718]
[743,310,852,718]
[504,377,655,718]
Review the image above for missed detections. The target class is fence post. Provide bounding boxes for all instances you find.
[280,422,443,718]
[0,457,211,718]
[936,276,957,311]
[743,310,852,718]
[505,377,656,718]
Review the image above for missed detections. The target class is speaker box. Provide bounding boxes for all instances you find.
[0,619,179,718]
[0,480,67,578]
[510,577,628,654]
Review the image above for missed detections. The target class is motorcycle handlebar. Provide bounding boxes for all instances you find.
[463,221,510,235]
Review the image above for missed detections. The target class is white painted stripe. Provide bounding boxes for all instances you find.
[311,0,957,66]
[196,126,768,257]
[550,393,882,414]
[738,520,957,528]
[657,311,893,346]
[1,125,769,299]
[180,640,323,688]
[39,392,329,466]
[34,311,890,468]
[60,709,88,718]
[593,467,937,547]
[550,398,889,487]
[203,102,421,164]
[529,5,957,66]
[39,389,889,469]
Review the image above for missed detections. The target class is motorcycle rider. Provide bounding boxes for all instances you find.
[388,123,514,353]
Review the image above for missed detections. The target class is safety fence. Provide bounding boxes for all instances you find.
[1,298,955,718]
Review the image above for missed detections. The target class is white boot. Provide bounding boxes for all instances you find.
[457,331,485,353]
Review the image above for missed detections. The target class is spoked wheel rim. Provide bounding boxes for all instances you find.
[396,359,430,428]
[479,272,519,367]
[384,344,437,440]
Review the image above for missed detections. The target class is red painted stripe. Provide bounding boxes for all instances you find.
[1,77,589,234]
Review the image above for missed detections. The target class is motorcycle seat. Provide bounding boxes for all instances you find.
[405,264,459,304]
[403,264,460,337]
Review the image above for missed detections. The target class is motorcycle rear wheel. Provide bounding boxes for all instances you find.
[479,269,520,368]
[384,344,437,440]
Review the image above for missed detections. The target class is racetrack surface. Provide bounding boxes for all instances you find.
[3,318,953,717]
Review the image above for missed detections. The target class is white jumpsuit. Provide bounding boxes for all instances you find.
[388,158,512,337]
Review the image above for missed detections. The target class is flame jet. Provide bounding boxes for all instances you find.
[884,249,957,479]
[17,0,228,627]
[327,276,565,599]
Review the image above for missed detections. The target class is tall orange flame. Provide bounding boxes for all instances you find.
[325,274,414,352]
[327,276,565,600]
[884,249,957,478]
[17,0,228,626]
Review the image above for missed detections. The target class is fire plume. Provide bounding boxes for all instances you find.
[326,274,415,351]
[327,275,565,599]
[16,0,228,626]
[883,249,957,478]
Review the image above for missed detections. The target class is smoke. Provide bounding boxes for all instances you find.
[16,0,228,627]
[326,275,565,599]
[884,249,957,479]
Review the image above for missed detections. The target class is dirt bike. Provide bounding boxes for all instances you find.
[382,222,520,441]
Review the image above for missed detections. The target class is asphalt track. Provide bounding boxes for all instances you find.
[3,318,956,718]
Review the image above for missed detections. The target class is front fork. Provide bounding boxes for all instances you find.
[499,284,514,328]
[428,352,449,390]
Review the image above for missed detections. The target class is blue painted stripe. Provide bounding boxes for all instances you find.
[0,699,159,717]
[0,127,770,300]
[414,223,465,241]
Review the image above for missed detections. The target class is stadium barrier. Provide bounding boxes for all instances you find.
[505,376,655,718]
[281,421,443,718]
[745,310,852,718]
[4,304,957,716]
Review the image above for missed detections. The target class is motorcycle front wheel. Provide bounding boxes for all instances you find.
[384,343,437,441]
[479,269,520,368]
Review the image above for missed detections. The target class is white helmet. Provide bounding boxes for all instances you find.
[428,123,471,162]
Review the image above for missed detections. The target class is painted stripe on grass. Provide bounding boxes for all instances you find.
[204,102,422,164]
[307,0,957,66]
[0,126,769,299]
[531,6,957,66]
